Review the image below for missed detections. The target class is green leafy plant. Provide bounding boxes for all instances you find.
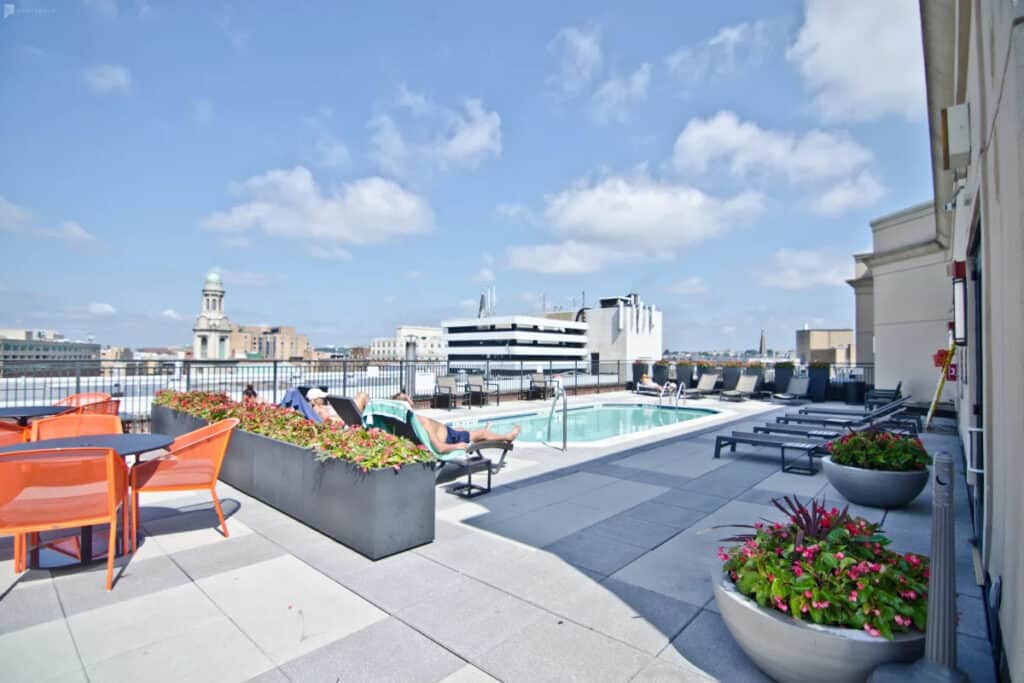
[746,361,764,369]
[809,361,832,369]
[153,390,435,472]
[655,360,671,366]
[718,495,929,640]
[827,430,930,472]
[775,361,795,369]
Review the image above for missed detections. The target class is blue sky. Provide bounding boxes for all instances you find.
[0,0,932,351]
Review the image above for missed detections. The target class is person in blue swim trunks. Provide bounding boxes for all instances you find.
[391,392,520,454]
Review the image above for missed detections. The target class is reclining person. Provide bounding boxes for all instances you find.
[639,373,675,393]
[390,392,520,454]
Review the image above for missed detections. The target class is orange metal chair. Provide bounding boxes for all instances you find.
[0,448,130,590]
[77,399,121,416]
[130,418,239,551]
[31,414,124,441]
[0,422,28,446]
[54,392,111,408]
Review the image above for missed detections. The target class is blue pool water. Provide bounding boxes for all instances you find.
[451,403,717,443]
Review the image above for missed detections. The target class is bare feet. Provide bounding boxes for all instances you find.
[508,425,521,440]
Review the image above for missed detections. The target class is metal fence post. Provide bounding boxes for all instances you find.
[272,361,279,403]
[184,360,191,392]
[574,360,579,395]
[342,360,348,396]
[520,361,524,398]
[74,361,81,395]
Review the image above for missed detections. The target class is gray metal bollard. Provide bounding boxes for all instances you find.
[869,451,967,682]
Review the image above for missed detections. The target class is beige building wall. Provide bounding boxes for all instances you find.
[795,329,854,365]
[921,1,1024,678]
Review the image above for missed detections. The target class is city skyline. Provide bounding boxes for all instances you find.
[0,1,931,349]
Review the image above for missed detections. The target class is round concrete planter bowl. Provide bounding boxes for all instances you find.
[822,456,930,509]
[713,574,925,683]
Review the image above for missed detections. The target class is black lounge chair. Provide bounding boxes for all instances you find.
[752,424,843,440]
[772,376,810,403]
[467,374,499,407]
[776,399,910,428]
[797,395,905,416]
[432,376,459,409]
[325,395,365,426]
[719,373,762,402]
[865,381,902,409]
[527,373,555,400]
[714,431,826,475]
[370,406,513,498]
[679,373,719,398]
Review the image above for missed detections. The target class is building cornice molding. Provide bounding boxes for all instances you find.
[860,238,948,268]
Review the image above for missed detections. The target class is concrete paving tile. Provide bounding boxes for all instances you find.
[0,576,63,635]
[68,583,223,665]
[957,633,996,683]
[586,464,695,489]
[280,618,465,683]
[415,528,535,576]
[85,616,274,683]
[476,613,652,683]
[287,533,377,583]
[585,513,681,549]
[632,658,715,682]
[650,489,729,513]
[171,531,286,581]
[465,550,598,613]
[142,505,253,555]
[468,501,613,548]
[438,663,502,682]
[679,461,777,498]
[545,528,650,575]
[622,501,707,530]
[0,619,83,683]
[566,479,669,516]
[957,592,988,640]
[342,551,469,613]
[660,610,770,682]
[243,667,290,683]
[397,574,547,659]
[612,501,780,607]
[197,555,387,664]
[463,472,620,522]
[52,555,192,617]
[753,468,829,497]
[553,578,701,655]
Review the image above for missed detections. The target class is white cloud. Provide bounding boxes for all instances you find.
[481,252,494,266]
[45,221,95,243]
[315,135,351,168]
[811,171,887,215]
[82,64,131,94]
[666,21,774,85]
[673,111,873,182]
[473,267,495,282]
[160,309,183,321]
[787,0,925,122]
[548,25,603,94]
[507,241,633,275]
[496,203,538,224]
[0,196,32,232]
[758,249,850,289]
[219,236,250,249]
[83,0,118,18]
[592,63,651,123]
[209,268,276,288]
[200,166,433,247]
[306,245,352,261]
[432,99,501,168]
[88,302,116,316]
[543,172,765,250]
[192,98,214,125]
[720,325,737,335]
[368,115,409,178]
[371,92,501,175]
[669,276,709,295]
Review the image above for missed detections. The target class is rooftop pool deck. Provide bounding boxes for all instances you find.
[0,392,994,683]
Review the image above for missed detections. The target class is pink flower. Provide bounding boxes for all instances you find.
[804,590,813,599]
[849,591,859,603]
[801,604,809,613]
[792,564,804,577]
[864,624,881,638]
[906,553,921,567]
[717,547,730,561]
[835,552,844,560]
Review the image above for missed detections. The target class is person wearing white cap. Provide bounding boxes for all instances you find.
[305,388,342,423]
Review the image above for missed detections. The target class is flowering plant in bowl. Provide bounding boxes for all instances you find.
[717,495,929,640]
[153,390,434,472]
[827,430,929,472]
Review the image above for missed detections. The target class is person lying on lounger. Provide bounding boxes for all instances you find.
[390,392,521,454]
[639,373,676,392]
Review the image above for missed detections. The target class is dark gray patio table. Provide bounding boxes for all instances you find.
[0,405,69,426]
[0,433,173,568]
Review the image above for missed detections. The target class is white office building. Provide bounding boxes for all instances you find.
[442,316,587,370]
[370,325,446,361]
[582,294,663,363]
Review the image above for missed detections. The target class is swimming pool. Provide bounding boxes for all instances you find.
[451,403,718,443]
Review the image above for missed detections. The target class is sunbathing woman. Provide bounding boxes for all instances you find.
[389,392,520,454]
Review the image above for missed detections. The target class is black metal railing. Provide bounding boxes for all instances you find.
[0,359,879,418]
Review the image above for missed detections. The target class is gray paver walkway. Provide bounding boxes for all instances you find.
[0,394,996,682]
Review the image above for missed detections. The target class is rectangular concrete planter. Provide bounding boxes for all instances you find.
[808,366,830,402]
[151,405,436,560]
[722,366,742,391]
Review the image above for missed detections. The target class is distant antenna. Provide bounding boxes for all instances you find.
[478,294,487,318]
